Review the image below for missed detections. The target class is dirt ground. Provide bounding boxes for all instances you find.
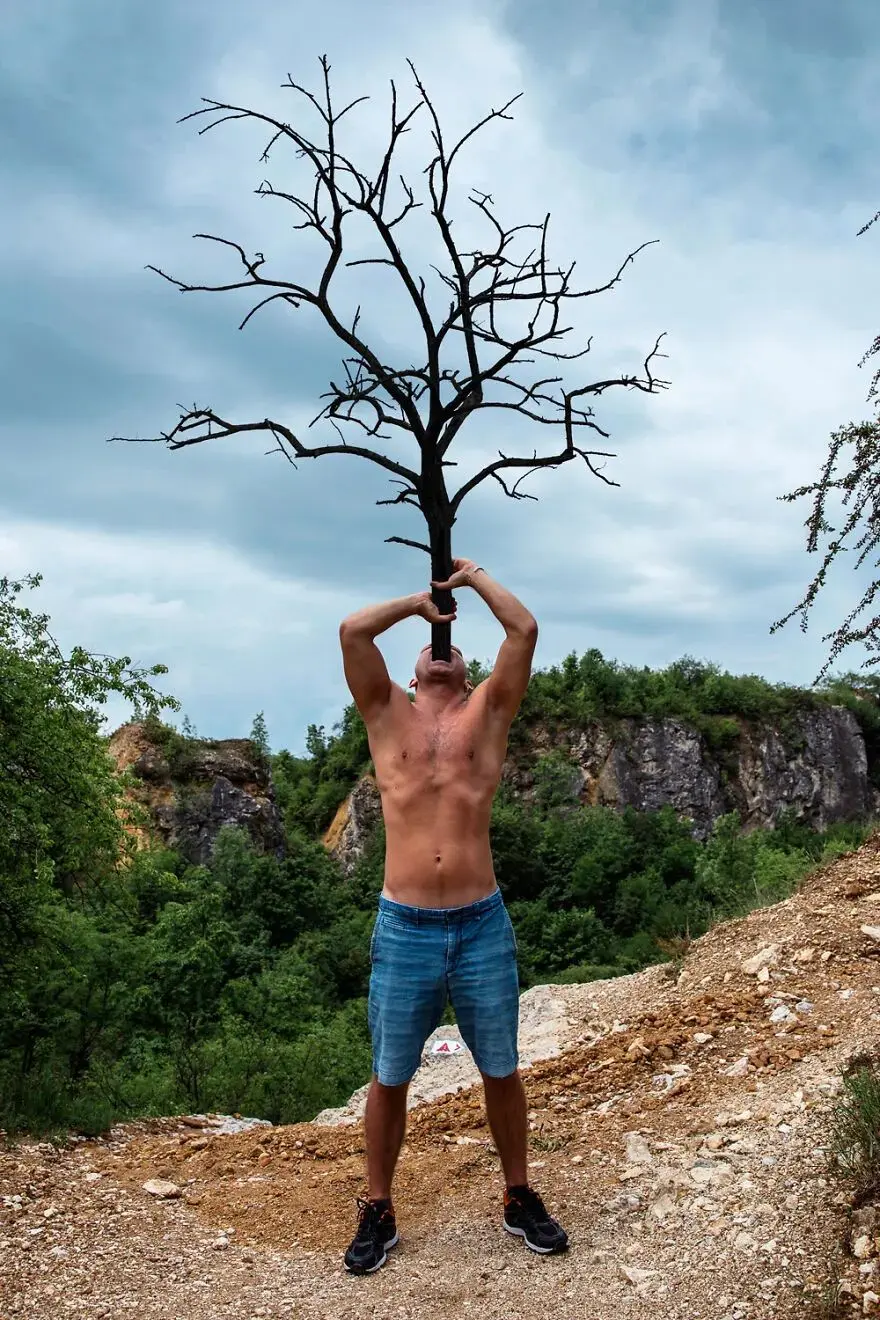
[4,838,880,1320]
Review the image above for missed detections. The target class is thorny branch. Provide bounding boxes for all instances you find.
[773,208,880,677]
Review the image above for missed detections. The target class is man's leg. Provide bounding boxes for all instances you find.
[452,899,569,1253]
[365,1075,409,1200]
[481,1068,529,1188]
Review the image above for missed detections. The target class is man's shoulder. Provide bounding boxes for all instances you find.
[362,681,414,733]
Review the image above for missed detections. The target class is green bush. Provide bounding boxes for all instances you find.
[829,1055,880,1200]
[3,612,877,1139]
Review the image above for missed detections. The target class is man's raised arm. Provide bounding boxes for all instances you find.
[431,559,538,722]
[339,592,456,723]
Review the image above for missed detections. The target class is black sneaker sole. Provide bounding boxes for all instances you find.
[344,1231,400,1274]
[503,1222,568,1254]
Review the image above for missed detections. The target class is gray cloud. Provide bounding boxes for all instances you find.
[2,0,879,750]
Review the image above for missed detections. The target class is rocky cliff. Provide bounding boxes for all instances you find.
[322,774,382,875]
[108,722,285,866]
[324,705,874,872]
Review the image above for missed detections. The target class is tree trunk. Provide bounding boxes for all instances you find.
[429,520,453,661]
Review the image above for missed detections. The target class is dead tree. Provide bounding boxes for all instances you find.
[114,57,668,659]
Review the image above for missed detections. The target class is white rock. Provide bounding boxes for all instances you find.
[854,1234,875,1260]
[650,1192,676,1222]
[620,1265,658,1286]
[863,1291,880,1315]
[142,1179,181,1199]
[725,1056,751,1077]
[794,1001,813,1014]
[742,946,779,976]
[83,1172,102,1183]
[769,1005,794,1024]
[212,1235,230,1251]
[693,1032,713,1045]
[690,1162,733,1188]
[757,966,771,984]
[862,926,880,944]
[624,1133,653,1165]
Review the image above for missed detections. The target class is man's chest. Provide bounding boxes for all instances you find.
[372,710,504,778]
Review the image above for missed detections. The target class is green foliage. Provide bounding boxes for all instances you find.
[514,647,822,737]
[141,714,205,777]
[249,711,270,766]
[2,613,875,1140]
[0,573,176,1125]
[272,704,370,836]
[531,750,583,813]
[828,1054,880,1202]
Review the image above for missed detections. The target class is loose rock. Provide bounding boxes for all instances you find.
[624,1133,653,1165]
[142,1179,181,1200]
[742,946,779,976]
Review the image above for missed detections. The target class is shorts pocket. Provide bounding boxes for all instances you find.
[369,914,384,962]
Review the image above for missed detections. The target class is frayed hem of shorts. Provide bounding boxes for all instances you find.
[475,1060,519,1079]
[373,1071,417,1088]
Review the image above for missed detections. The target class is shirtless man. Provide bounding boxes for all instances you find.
[338,557,569,1274]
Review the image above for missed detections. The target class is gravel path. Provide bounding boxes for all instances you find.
[5,838,880,1319]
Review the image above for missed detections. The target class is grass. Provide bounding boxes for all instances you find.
[829,1053,880,1203]
[529,1123,572,1154]
[807,1268,847,1319]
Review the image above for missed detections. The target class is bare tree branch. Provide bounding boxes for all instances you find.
[117,56,669,660]
[385,535,431,554]
[111,407,420,486]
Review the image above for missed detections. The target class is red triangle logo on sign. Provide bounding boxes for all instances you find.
[437,1042,450,1052]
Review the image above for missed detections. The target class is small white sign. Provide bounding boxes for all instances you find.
[431,1039,463,1055]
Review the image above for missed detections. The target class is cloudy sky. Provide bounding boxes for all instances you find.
[2,0,879,753]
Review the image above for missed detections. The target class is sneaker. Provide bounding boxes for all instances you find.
[503,1185,569,1254]
[343,1197,399,1274]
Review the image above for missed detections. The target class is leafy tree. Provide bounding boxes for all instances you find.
[249,710,270,762]
[0,573,175,1120]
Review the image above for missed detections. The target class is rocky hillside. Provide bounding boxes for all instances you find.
[108,722,285,866]
[326,704,874,873]
[4,835,880,1318]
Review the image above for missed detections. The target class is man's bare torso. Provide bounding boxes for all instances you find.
[366,686,510,908]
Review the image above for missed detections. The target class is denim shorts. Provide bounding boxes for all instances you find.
[367,887,520,1087]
